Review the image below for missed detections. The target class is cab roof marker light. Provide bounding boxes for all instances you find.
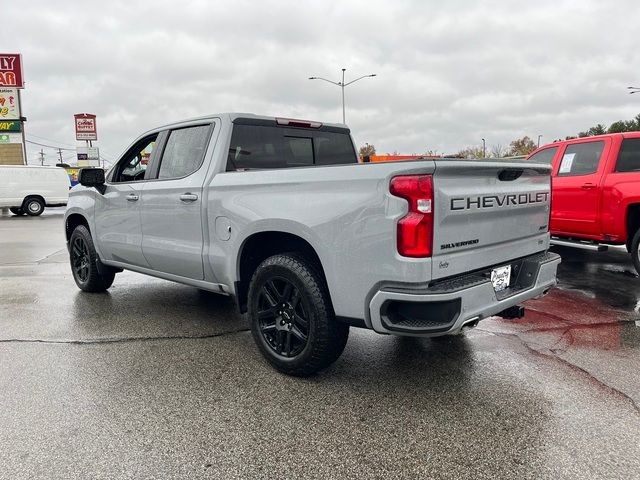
[276,117,323,129]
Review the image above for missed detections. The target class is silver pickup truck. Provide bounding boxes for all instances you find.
[65,113,560,375]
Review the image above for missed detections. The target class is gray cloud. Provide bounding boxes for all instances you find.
[3,0,640,163]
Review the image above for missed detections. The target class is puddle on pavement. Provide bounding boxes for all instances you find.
[488,246,640,353]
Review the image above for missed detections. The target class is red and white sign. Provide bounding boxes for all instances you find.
[0,54,24,88]
[74,113,97,141]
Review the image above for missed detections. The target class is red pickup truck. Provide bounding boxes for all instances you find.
[527,132,640,272]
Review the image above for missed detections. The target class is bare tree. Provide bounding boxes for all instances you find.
[490,144,507,158]
[454,146,485,159]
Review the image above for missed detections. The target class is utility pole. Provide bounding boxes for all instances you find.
[39,149,45,166]
[57,148,63,164]
[537,135,542,148]
[482,138,486,158]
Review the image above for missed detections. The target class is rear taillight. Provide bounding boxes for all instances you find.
[389,175,434,257]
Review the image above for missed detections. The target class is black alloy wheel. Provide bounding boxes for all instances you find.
[71,235,91,284]
[257,277,309,358]
[69,225,116,292]
[248,253,349,376]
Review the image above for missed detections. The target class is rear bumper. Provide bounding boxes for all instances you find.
[367,251,560,337]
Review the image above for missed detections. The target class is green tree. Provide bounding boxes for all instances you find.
[578,124,607,137]
[508,136,537,156]
[359,143,376,157]
[606,118,639,133]
[608,121,629,133]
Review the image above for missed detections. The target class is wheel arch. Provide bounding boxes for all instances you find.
[22,194,46,207]
[235,231,328,313]
[65,213,90,242]
[626,203,640,250]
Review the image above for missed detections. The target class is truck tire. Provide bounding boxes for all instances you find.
[69,225,116,292]
[9,207,24,215]
[631,229,640,275]
[23,197,45,216]
[248,253,349,376]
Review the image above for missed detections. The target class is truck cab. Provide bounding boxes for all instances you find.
[528,132,640,271]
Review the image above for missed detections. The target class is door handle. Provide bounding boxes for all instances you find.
[126,194,139,202]
[581,183,596,189]
[180,193,199,202]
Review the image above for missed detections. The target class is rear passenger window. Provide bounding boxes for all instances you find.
[227,124,357,171]
[615,138,640,172]
[286,136,314,166]
[157,125,211,179]
[528,146,558,165]
[314,132,358,165]
[557,141,604,176]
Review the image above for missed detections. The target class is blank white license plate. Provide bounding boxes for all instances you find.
[491,265,511,292]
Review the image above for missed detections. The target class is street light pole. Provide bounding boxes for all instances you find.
[482,138,486,158]
[537,135,542,148]
[341,69,345,124]
[309,68,376,124]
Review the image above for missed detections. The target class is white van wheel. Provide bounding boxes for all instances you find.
[23,197,45,216]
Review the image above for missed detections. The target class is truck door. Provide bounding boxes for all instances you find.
[95,133,159,267]
[551,139,610,235]
[139,123,215,280]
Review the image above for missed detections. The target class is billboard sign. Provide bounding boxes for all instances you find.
[0,54,24,88]
[77,146,99,162]
[76,146,88,160]
[0,88,20,120]
[0,133,21,143]
[74,113,97,141]
[0,120,20,132]
[87,146,99,160]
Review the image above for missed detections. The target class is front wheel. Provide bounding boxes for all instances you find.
[69,225,116,292]
[248,253,349,376]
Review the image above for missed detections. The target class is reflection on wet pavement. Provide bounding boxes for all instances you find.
[481,244,640,410]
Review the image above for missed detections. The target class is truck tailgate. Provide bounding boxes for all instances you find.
[431,160,551,280]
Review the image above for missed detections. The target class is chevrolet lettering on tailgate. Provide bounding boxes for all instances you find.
[450,192,550,211]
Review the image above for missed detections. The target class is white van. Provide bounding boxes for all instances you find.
[0,165,70,216]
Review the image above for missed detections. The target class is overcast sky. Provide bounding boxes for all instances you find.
[4,0,640,164]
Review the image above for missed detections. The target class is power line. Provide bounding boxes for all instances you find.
[26,133,76,147]
[25,139,75,151]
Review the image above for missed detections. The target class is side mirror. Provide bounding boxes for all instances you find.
[78,168,106,193]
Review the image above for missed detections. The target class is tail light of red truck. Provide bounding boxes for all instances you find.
[389,175,433,257]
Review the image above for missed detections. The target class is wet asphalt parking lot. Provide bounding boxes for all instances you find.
[1,208,639,479]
